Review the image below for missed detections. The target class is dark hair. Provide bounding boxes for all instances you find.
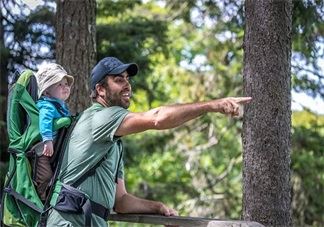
[90,76,108,100]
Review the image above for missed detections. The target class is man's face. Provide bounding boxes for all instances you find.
[102,71,132,108]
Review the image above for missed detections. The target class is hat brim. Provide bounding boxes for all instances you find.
[64,74,74,86]
[38,73,74,97]
[109,63,138,77]
[49,74,74,87]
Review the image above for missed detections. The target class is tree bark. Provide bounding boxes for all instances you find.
[242,0,292,226]
[56,0,96,114]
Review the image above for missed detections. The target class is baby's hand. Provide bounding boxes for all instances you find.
[43,141,54,157]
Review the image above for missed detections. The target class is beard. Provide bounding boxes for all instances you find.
[105,86,131,109]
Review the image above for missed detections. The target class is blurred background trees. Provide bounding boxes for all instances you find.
[0,0,323,226]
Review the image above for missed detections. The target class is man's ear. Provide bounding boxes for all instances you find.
[95,83,106,97]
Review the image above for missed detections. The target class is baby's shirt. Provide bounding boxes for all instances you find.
[37,97,70,142]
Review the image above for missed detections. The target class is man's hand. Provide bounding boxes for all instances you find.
[157,202,179,227]
[157,202,178,216]
[42,140,54,157]
[213,97,252,117]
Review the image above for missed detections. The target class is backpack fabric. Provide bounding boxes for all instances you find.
[1,70,110,227]
[1,70,72,227]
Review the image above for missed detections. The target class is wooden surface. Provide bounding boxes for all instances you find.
[108,213,264,227]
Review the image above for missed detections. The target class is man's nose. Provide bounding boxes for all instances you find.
[123,78,131,87]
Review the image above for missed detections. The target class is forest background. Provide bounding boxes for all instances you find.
[0,0,323,226]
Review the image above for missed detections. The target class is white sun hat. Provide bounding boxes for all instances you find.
[36,63,74,98]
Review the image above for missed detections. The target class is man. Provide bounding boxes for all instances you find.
[47,57,251,226]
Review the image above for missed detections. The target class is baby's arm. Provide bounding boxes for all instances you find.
[38,102,56,157]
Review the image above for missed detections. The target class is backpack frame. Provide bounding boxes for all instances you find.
[0,70,110,227]
[0,70,74,227]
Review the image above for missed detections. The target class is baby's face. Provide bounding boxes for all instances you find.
[46,77,71,101]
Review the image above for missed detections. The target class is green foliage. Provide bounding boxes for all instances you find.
[291,0,324,98]
[98,0,324,224]
[292,0,324,60]
[1,0,55,71]
[96,0,170,104]
[97,0,141,18]
[291,111,324,226]
[0,0,323,225]
[101,1,323,224]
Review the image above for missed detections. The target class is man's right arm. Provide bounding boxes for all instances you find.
[115,97,251,136]
[114,178,177,216]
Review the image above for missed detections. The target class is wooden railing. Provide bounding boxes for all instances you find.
[108,213,264,227]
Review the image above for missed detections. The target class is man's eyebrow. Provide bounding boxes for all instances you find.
[116,73,129,77]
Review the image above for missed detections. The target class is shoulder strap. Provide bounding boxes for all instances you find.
[71,139,123,187]
[42,114,81,214]
[26,74,38,103]
[52,114,81,184]
[71,157,106,188]
[48,114,114,225]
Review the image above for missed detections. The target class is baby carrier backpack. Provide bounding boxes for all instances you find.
[0,70,75,227]
[0,69,110,227]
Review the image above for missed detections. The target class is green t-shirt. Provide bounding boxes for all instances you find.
[47,103,128,227]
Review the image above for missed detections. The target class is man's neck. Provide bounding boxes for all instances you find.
[95,96,109,107]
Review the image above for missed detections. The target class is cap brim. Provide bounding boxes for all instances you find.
[109,63,138,76]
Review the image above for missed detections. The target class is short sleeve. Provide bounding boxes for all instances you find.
[91,106,128,142]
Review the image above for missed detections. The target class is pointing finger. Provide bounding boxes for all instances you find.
[232,97,252,104]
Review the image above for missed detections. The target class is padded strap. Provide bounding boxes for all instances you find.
[82,199,92,227]
[26,74,38,104]
[90,200,110,221]
[41,116,79,225]
[4,187,42,213]
[7,148,19,154]
[81,198,110,226]
[71,156,106,188]
[72,140,123,187]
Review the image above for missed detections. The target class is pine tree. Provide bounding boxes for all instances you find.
[242,0,292,225]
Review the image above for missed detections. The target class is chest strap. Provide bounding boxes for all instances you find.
[53,183,110,227]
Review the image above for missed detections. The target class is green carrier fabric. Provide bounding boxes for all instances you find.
[0,70,71,227]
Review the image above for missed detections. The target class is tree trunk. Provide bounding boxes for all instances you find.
[242,0,292,226]
[56,0,96,114]
[0,5,9,161]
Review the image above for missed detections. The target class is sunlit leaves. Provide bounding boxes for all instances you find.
[291,111,324,226]
[1,0,323,224]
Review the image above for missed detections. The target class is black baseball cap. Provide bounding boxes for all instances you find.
[91,57,138,89]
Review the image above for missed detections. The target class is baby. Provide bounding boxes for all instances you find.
[35,63,74,201]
